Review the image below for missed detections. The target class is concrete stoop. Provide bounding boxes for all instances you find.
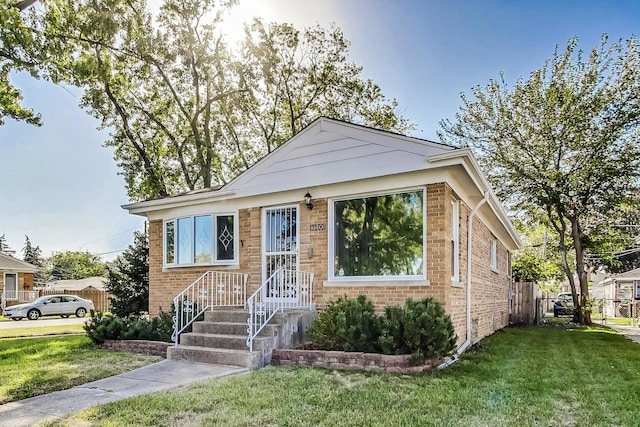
[167,308,316,369]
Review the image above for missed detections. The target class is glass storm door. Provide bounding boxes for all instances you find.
[4,273,17,299]
[263,206,299,302]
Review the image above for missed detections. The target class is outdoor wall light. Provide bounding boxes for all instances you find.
[304,192,314,210]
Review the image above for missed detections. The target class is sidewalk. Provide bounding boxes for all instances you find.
[607,323,640,345]
[0,360,248,427]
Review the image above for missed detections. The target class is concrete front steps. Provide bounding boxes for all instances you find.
[167,308,316,369]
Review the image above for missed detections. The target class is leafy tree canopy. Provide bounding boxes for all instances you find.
[2,0,412,199]
[440,35,640,324]
[46,250,106,280]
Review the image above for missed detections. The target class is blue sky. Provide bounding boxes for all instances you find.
[0,0,638,260]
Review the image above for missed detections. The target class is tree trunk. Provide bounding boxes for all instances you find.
[570,215,592,325]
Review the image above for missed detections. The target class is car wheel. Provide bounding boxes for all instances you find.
[76,308,87,318]
[27,309,41,320]
[60,314,70,318]
[11,317,22,321]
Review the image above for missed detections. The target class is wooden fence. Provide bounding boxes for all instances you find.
[39,289,112,312]
[510,282,542,325]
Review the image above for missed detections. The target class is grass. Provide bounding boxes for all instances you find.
[47,324,640,427]
[0,323,86,338]
[591,315,637,326]
[0,335,161,404]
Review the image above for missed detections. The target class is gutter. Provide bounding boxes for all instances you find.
[438,192,488,369]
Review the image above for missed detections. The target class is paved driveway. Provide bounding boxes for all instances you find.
[0,316,88,330]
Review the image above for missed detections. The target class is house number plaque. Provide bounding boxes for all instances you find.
[310,223,326,232]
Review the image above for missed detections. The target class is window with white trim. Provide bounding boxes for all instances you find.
[451,200,459,281]
[490,238,498,270]
[332,189,424,279]
[164,213,237,266]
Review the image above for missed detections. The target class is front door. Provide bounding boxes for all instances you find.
[263,205,299,303]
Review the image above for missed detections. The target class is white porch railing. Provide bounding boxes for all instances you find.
[246,268,314,352]
[172,271,248,344]
[1,290,39,303]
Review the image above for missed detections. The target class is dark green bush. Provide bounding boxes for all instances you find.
[306,296,457,363]
[306,295,381,352]
[84,309,174,344]
[379,297,457,363]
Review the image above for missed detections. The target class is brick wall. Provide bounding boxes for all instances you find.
[147,182,513,346]
[99,339,170,358]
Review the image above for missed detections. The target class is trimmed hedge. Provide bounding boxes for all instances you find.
[306,295,457,364]
[84,310,173,344]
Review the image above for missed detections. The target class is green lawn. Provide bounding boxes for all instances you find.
[0,323,86,338]
[47,325,640,426]
[0,335,161,404]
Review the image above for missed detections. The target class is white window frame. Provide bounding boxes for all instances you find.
[490,238,498,271]
[163,212,239,267]
[451,200,459,282]
[328,187,427,282]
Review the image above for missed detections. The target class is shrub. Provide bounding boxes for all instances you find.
[306,295,381,352]
[84,309,174,344]
[379,298,457,363]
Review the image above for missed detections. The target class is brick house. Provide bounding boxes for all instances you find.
[124,117,520,366]
[0,253,38,309]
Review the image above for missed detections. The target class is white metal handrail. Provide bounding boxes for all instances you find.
[2,290,39,302]
[246,268,314,351]
[172,271,248,345]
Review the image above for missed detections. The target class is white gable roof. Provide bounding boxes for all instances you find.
[224,118,456,196]
[0,253,38,272]
[123,117,520,249]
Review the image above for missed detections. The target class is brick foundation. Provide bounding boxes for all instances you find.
[271,349,444,374]
[99,339,171,358]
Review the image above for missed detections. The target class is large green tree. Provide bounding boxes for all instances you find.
[46,250,106,280]
[0,0,42,125]
[439,36,640,324]
[46,0,411,200]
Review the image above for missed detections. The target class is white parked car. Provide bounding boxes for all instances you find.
[2,295,95,321]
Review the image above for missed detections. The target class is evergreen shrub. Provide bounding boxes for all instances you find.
[84,309,174,344]
[306,296,457,363]
[379,297,457,363]
[306,295,381,352]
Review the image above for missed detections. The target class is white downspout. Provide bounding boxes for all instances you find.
[438,192,488,369]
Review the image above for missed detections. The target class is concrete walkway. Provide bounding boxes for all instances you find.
[0,360,248,427]
[607,323,640,345]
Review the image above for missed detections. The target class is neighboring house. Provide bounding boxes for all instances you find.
[45,276,108,292]
[0,253,38,308]
[124,117,520,359]
[600,268,640,318]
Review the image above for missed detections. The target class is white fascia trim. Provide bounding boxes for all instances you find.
[426,149,522,249]
[122,190,237,216]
